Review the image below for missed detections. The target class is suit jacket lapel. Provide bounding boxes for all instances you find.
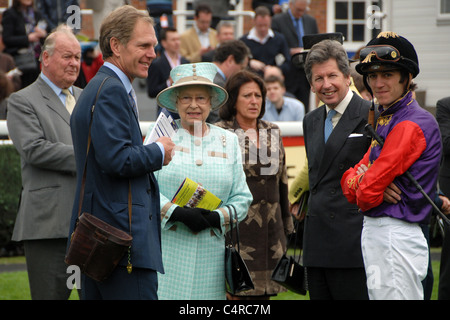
[98,66,141,128]
[315,95,365,185]
[37,77,72,125]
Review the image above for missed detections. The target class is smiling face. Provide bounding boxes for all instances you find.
[367,70,407,107]
[310,58,351,109]
[176,85,212,132]
[235,81,263,122]
[112,19,157,81]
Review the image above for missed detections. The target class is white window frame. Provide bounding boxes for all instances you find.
[327,0,385,53]
[437,0,450,25]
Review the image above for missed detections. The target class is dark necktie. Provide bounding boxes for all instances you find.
[128,88,139,119]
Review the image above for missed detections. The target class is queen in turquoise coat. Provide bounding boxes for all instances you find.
[145,63,253,300]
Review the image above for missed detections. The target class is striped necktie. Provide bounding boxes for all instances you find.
[62,88,75,114]
[128,88,139,119]
[324,109,337,143]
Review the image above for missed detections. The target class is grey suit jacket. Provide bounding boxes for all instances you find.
[302,92,371,268]
[7,75,82,241]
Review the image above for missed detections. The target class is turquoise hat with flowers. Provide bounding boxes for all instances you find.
[156,62,228,113]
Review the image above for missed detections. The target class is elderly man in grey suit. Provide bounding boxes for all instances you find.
[7,25,82,300]
[272,0,318,110]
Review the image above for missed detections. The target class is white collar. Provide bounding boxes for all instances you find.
[247,27,274,44]
[325,89,354,115]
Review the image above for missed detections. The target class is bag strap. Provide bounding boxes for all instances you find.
[226,204,240,253]
[290,220,302,263]
[76,77,132,235]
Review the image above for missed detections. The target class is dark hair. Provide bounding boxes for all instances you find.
[264,75,285,87]
[254,6,271,18]
[220,70,266,121]
[213,40,250,65]
[195,3,212,17]
[160,27,177,41]
[304,39,350,84]
[0,71,13,102]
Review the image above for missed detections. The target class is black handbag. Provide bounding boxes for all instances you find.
[225,204,254,295]
[14,49,39,73]
[271,219,307,295]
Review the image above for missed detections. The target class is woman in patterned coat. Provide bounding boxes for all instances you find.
[145,63,253,300]
[216,70,294,299]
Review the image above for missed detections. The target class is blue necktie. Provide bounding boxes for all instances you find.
[128,88,139,119]
[324,109,337,143]
[294,18,304,47]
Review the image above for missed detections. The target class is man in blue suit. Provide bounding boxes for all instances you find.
[68,5,175,300]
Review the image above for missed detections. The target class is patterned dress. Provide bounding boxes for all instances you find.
[216,119,294,296]
[150,121,253,300]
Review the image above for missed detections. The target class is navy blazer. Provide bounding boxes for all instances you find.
[68,66,164,273]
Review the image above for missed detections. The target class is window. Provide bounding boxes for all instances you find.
[441,0,450,13]
[438,0,450,25]
[329,0,383,54]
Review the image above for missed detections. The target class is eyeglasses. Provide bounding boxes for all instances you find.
[360,45,401,64]
[177,95,211,106]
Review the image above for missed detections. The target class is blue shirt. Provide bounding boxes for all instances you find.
[40,72,73,106]
[262,96,305,122]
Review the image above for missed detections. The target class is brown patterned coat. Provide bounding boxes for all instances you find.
[216,118,294,296]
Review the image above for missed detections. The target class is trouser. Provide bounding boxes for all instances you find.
[307,267,369,300]
[81,266,158,300]
[23,238,72,300]
[439,222,450,300]
[361,216,428,300]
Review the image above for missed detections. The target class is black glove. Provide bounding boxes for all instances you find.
[170,206,220,233]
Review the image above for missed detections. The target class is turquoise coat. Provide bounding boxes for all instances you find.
[148,121,253,300]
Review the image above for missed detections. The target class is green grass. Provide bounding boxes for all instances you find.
[0,256,79,300]
[0,251,442,300]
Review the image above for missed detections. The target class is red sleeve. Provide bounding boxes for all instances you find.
[354,121,427,211]
[341,147,371,204]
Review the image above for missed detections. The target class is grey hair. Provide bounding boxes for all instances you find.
[39,24,78,62]
[304,39,351,84]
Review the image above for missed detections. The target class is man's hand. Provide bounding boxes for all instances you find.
[157,136,175,165]
[356,164,369,175]
[384,182,402,204]
[439,195,450,215]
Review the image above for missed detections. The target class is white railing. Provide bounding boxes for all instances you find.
[0,120,303,142]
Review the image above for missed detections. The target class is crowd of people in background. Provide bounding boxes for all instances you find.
[0,0,449,302]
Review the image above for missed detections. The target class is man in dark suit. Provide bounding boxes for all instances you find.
[301,38,370,299]
[435,96,450,300]
[271,0,319,110]
[69,5,175,300]
[206,39,250,123]
[147,27,189,119]
[7,25,82,300]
